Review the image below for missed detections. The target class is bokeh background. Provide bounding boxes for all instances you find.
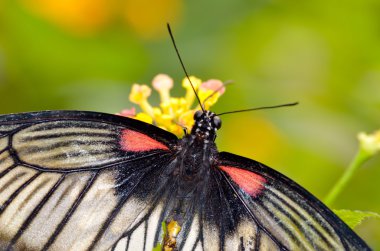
[0,0,379,248]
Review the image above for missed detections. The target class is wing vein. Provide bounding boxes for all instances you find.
[265,188,333,249]
[41,171,99,251]
[6,174,66,249]
[87,165,160,250]
[218,169,288,250]
[0,171,41,215]
[15,152,170,173]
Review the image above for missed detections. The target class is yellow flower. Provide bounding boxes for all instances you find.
[182,76,202,109]
[135,112,153,124]
[120,74,224,137]
[358,130,380,156]
[21,0,183,39]
[129,84,151,104]
[129,84,154,117]
[167,220,181,238]
[178,110,195,132]
[152,74,173,103]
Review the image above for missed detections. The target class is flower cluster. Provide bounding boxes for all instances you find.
[118,74,225,137]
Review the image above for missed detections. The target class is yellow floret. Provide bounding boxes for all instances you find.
[135,112,153,124]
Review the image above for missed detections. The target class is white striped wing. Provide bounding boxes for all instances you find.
[217,152,370,251]
[0,112,176,251]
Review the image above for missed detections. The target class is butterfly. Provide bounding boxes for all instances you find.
[0,22,371,250]
[0,108,371,250]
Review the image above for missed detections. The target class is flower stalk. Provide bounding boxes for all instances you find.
[324,130,380,206]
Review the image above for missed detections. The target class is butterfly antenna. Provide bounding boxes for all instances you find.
[167,23,205,112]
[216,102,299,116]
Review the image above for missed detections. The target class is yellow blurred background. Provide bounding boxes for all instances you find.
[0,0,379,248]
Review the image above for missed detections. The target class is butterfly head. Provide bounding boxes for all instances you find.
[191,110,221,142]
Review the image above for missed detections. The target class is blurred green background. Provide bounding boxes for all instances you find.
[0,0,379,248]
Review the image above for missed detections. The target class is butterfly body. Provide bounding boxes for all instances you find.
[0,110,371,250]
[175,110,219,181]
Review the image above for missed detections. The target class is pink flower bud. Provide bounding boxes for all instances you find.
[152,74,173,91]
[200,79,225,95]
[117,107,136,117]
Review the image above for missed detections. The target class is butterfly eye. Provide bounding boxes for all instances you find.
[213,116,222,129]
[194,110,203,120]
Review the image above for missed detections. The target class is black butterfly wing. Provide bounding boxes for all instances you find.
[214,151,371,250]
[0,111,178,251]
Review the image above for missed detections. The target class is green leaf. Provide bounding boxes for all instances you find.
[334,209,380,229]
[152,221,167,251]
[152,244,162,251]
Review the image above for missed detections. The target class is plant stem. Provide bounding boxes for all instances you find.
[324,148,369,207]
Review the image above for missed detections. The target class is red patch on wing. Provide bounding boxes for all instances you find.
[120,129,169,152]
[220,166,266,197]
